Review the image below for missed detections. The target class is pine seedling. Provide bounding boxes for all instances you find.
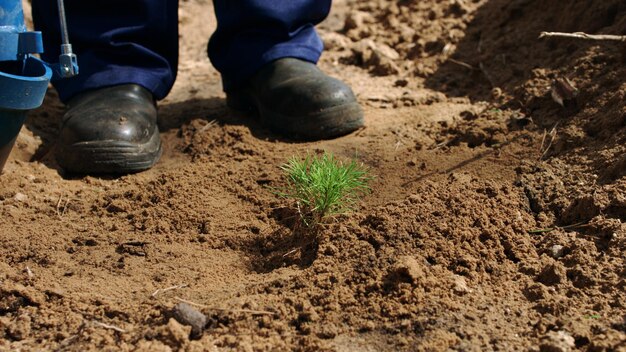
[278,152,372,228]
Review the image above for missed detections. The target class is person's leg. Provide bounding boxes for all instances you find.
[32,0,178,103]
[208,0,329,92]
[208,0,364,140]
[31,0,178,174]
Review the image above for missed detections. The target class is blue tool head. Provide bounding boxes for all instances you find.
[0,0,79,172]
[0,0,44,61]
[0,0,51,111]
[0,0,53,172]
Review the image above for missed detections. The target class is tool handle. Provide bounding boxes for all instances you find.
[56,0,78,77]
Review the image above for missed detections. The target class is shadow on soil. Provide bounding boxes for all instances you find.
[244,206,320,274]
[425,0,624,104]
[22,89,308,177]
[425,0,626,175]
[424,0,625,152]
[23,89,64,171]
[159,97,315,144]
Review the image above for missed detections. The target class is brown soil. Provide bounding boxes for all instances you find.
[2,0,625,351]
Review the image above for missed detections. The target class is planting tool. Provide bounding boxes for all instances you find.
[0,0,78,172]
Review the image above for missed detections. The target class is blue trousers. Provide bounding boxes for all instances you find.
[31,0,331,103]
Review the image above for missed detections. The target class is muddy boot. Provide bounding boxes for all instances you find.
[227,58,364,140]
[56,84,162,174]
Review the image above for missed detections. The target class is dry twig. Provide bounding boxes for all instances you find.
[92,321,126,333]
[151,284,188,298]
[448,58,475,70]
[539,129,548,154]
[55,194,70,218]
[282,247,300,258]
[55,195,63,217]
[61,198,69,217]
[528,221,589,234]
[539,31,626,42]
[539,122,559,160]
[174,297,275,316]
[198,119,218,133]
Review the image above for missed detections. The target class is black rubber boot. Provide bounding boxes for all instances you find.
[56,84,162,174]
[227,58,364,140]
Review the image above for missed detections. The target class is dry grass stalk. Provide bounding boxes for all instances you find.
[539,31,626,42]
[92,321,126,333]
[539,123,559,160]
[448,58,475,70]
[151,284,189,298]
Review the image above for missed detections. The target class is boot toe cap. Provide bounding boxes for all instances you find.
[56,84,161,174]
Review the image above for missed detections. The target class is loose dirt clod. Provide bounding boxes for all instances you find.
[385,256,427,287]
[158,318,191,348]
[539,330,575,352]
[537,262,566,286]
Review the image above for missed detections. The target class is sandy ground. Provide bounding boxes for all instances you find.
[1,0,625,351]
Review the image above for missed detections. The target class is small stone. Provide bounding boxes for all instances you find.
[172,303,207,339]
[14,193,27,202]
[453,275,472,295]
[549,245,565,259]
[540,330,575,352]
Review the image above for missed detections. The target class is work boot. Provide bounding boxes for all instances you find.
[227,58,364,140]
[56,84,162,174]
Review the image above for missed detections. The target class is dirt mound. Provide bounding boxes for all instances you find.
[1,0,625,351]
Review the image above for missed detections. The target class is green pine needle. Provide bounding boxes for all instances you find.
[278,153,373,227]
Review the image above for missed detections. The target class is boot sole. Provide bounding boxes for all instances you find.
[56,131,162,174]
[260,102,364,140]
[228,93,364,140]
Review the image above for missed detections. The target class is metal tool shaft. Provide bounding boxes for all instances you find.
[57,0,70,46]
[55,0,78,77]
